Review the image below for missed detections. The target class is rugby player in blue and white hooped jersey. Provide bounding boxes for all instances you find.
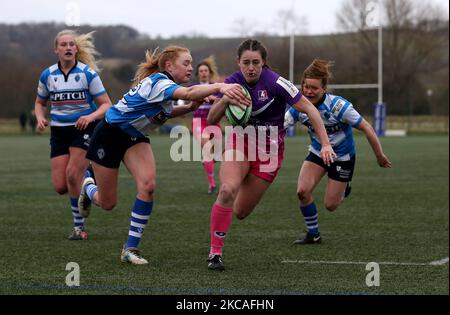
[77,46,250,265]
[205,40,336,271]
[34,30,112,241]
[284,59,392,245]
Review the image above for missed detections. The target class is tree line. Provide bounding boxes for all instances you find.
[0,0,448,118]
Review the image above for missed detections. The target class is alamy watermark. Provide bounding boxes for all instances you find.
[170,118,280,173]
[65,262,80,287]
[365,262,380,287]
[65,1,81,27]
[365,1,381,28]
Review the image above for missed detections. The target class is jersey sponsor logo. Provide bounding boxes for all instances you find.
[336,165,351,179]
[331,99,346,114]
[258,90,269,101]
[51,91,87,102]
[276,77,299,98]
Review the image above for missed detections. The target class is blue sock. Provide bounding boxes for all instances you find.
[70,197,84,228]
[126,199,153,249]
[300,202,319,235]
[86,183,97,201]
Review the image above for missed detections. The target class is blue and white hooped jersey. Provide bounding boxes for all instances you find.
[105,72,181,137]
[37,61,106,127]
[284,94,363,161]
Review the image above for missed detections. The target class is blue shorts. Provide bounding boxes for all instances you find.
[305,152,356,182]
[86,119,149,169]
[50,122,98,158]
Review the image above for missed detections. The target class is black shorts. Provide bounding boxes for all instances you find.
[86,119,150,169]
[50,122,98,158]
[305,152,356,182]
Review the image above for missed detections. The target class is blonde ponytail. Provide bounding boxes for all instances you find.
[196,55,219,82]
[132,46,191,86]
[132,49,161,87]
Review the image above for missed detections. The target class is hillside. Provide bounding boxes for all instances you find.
[0,22,448,118]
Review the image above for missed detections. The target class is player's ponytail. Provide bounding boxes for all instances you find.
[196,55,219,82]
[54,30,100,72]
[302,59,334,88]
[132,46,190,86]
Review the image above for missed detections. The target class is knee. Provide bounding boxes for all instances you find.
[234,210,248,220]
[138,179,156,198]
[100,199,116,211]
[65,167,81,188]
[54,185,68,195]
[218,183,237,205]
[297,187,312,203]
[324,200,340,212]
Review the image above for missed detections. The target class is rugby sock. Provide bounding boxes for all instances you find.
[126,198,153,249]
[70,197,85,228]
[86,183,98,202]
[210,203,232,256]
[203,161,216,188]
[300,202,320,235]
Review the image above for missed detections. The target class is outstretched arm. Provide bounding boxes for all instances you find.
[172,83,250,106]
[170,100,203,118]
[356,119,392,168]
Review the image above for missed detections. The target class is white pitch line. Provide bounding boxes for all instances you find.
[430,257,449,266]
[282,257,449,267]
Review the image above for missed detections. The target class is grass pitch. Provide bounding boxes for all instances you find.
[0,133,448,295]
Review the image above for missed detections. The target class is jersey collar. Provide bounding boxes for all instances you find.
[58,60,78,82]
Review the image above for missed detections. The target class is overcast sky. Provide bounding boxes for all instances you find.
[1,0,449,38]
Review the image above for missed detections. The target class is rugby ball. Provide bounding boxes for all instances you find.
[224,86,252,127]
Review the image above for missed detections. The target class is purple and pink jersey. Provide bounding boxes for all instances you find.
[223,67,303,182]
[224,67,302,136]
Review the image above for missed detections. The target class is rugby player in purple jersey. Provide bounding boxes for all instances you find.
[205,39,336,270]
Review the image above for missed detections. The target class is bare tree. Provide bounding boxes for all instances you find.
[274,9,309,36]
[230,18,259,37]
[336,0,449,114]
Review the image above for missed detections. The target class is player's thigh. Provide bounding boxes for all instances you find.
[123,143,156,192]
[219,158,249,190]
[50,154,70,192]
[324,178,348,205]
[298,161,326,193]
[66,147,89,177]
[234,174,271,219]
[91,161,119,206]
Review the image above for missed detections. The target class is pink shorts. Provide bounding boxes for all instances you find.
[225,129,284,183]
[192,118,222,141]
